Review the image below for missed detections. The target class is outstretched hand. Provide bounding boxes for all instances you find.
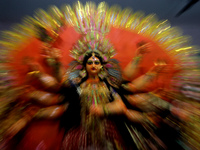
[41,46,62,66]
[136,42,151,57]
[41,45,61,59]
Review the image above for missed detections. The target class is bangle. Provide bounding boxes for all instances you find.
[145,72,157,79]
[132,56,142,64]
[27,71,41,77]
[46,58,56,66]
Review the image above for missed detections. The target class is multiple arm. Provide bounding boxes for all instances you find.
[122,42,167,93]
[25,47,69,118]
[90,41,188,124]
[2,47,68,142]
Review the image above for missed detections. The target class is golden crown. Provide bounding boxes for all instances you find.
[70,31,116,63]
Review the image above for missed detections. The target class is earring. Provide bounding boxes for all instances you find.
[100,66,103,70]
[98,66,107,79]
[79,69,87,78]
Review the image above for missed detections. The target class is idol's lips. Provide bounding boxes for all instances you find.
[91,67,97,70]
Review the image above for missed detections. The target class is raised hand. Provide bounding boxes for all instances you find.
[123,41,152,80]
[135,41,151,57]
[41,46,64,81]
[41,45,62,67]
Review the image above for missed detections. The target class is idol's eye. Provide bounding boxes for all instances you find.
[94,61,100,65]
[87,60,93,65]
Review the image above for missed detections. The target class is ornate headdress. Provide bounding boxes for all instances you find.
[67,32,122,88]
[61,2,122,88]
[69,2,115,63]
[70,32,115,63]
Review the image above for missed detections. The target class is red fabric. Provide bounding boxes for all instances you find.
[52,26,81,68]
[16,120,64,150]
[106,27,179,90]
[7,38,42,85]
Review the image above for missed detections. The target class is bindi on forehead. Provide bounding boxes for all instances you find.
[87,56,100,65]
[89,56,99,61]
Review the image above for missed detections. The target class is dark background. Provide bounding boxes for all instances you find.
[0,0,200,45]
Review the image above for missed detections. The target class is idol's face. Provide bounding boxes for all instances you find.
[86,56,101,76]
